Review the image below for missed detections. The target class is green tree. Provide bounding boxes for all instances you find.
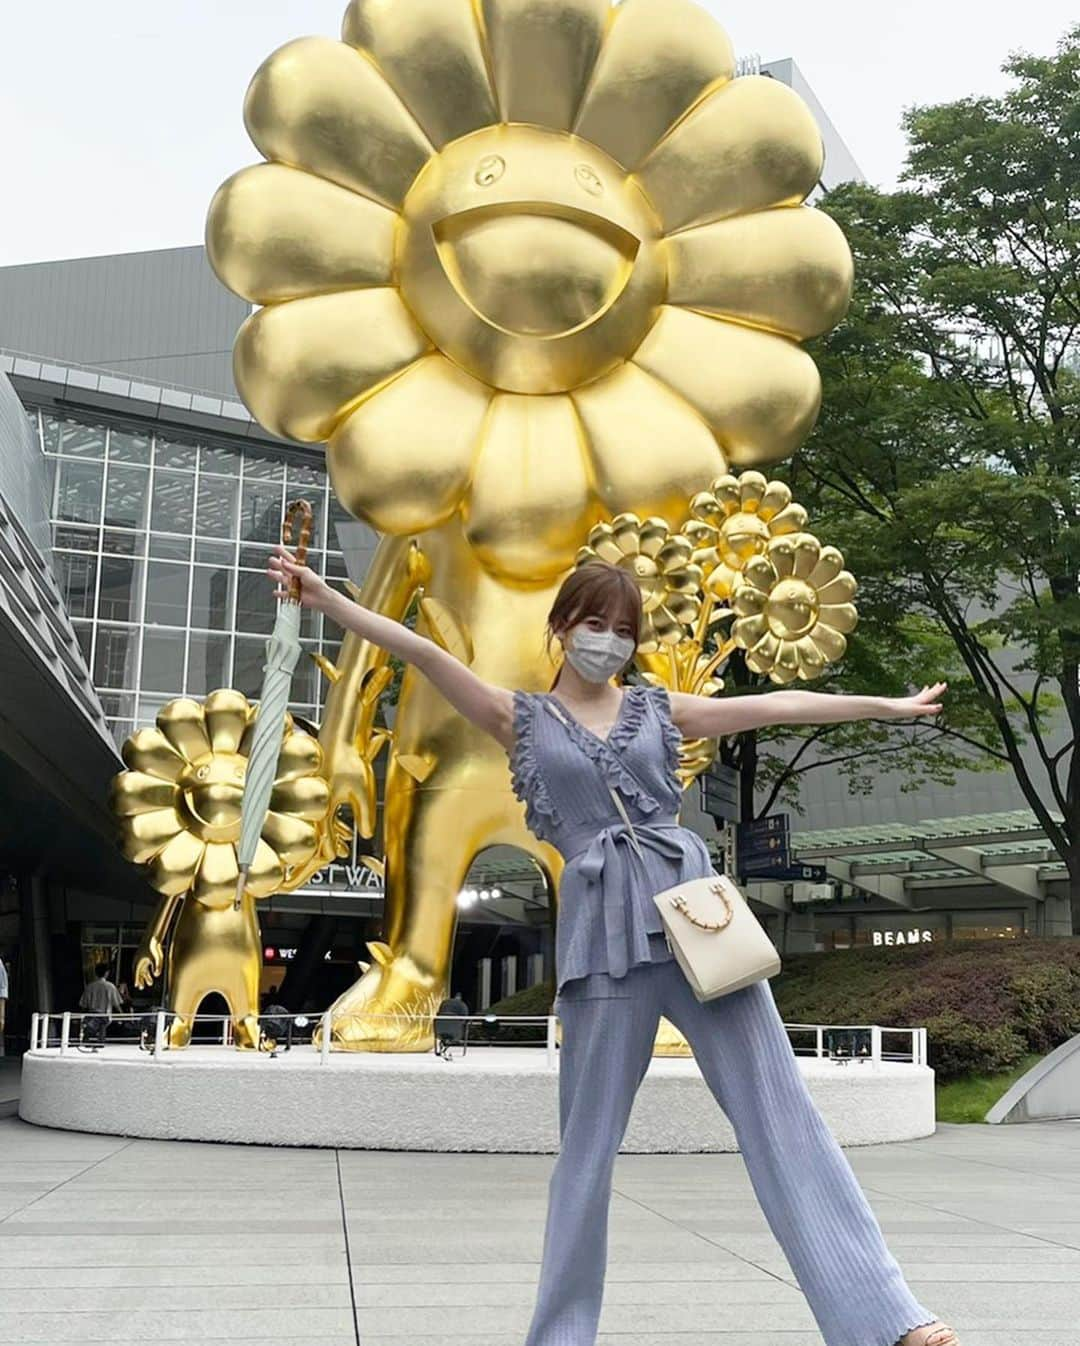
[790,25,1080,928]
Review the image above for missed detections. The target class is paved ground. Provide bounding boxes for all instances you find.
[1,1108,1079,1345]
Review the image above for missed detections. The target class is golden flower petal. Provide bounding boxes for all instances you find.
[234,290,430,442]
[770,646,801,685]
[247,838,285,898]
[585,525,623,567]
[665,590,701,625]
[157,699,211,764]
[203,689,252,756]
[808,547,847,590]
[811,626,848,663]
[274,732,323,784]
[633,308,822,467]
[191,841,240,908]
[206,163,396,304]
[818,573,858,606]
[757,479,792,521]
[270,775,331,821]
[481,0,608,131]
[668,206,853,340]
[736,472,767,511]
[639,518,676,561]
[110,771,176,818]
[746,630,780,668]
[573,363,727,525]
[732,587,766,619]
[120,808,185,866]
[328,354,489,532]
[610,514,644,557]
[769,503,809,536]
[795,636,828,680]
[820,603,859,635]
[706,562,740,600]
[261,811,318,865]
[790,534,823,579]
[462,394,591,582]
[148,831,205,898]
[638,77,823,234]
[651,605,686,644]
[122,727,187,781]
[343,0,496,148]
[741,555,775,595]
[732,612,767,647]
[575,0,734,171]
[656,537,695,575]
[243,37,432,211]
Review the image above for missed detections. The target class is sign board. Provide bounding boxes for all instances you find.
[737,814,790,876]
[699,762,740,823]
[758,862,828,883]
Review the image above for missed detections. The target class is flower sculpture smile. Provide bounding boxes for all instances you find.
[207,0,854,581]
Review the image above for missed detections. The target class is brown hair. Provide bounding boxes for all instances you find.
[544,561,643,690]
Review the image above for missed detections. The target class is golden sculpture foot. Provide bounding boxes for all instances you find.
[652,1015,693,1057]
[316,941,446,1052]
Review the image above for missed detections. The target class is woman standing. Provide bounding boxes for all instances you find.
[268,545,958,1346]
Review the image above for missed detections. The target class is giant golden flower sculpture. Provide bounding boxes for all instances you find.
[207,0,854,569]
[110,689,331,908]
[732,534,858,684]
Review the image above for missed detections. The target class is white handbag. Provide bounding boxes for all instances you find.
[543,695,781,1003]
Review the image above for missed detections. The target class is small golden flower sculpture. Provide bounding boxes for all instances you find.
[731,533,858,684]
[574,471,859,776]
[110,688,332,907]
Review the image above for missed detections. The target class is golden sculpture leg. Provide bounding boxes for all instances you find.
[165,895,265,1051]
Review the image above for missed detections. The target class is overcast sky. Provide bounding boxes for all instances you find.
[1,1,1073,267]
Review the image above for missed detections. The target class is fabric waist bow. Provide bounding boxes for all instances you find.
[568,816,684,979]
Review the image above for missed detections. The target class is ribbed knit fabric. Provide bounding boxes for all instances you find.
[510,684,714,994]
[525,951,941,1346]
[510,684,942,1346]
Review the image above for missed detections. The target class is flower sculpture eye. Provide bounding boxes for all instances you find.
[206,0,854,574]
[109,689,331,909]
[731,534,858,683]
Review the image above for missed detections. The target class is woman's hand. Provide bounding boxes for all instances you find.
[880,682,947,720]
[268,543,335,613]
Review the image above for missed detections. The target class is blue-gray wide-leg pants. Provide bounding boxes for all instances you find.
[524,944,938,1346]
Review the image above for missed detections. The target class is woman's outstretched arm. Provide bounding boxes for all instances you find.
[667,683,947,739]
[268,545,515,748]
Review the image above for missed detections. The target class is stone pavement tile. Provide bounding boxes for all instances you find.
[0,1263,350,1288]
[0,1218,343,1235]
[1009,1222,1080,1247]
[4,1190,342,1220]
[907,1280,1080,1331]
[0,1308,355,1343]
[0,1283,354,1311]
[354,1299,819,1338]
[0,1236,345,1267]
[350,1275,795,1309]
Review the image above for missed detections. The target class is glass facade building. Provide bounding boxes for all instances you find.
[26,405,355,749]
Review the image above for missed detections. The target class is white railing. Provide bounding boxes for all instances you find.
[28,1011,929,1074]
[29,1010,563,1070]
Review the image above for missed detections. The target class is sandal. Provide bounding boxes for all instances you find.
[904,1325,959,1346]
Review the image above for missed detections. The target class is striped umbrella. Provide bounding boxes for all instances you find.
[233,499,313,909]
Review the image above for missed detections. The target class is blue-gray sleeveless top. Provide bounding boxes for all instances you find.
[509,682,717,995]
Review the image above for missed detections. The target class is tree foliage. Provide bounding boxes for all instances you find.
[784,24,1080,925]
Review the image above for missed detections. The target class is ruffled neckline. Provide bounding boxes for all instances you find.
[541,684,665,814]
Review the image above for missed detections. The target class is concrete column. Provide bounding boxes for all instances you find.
[17,867,53,1014]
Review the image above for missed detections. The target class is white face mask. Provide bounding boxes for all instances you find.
[563,623,636,683]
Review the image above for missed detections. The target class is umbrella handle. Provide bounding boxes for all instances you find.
[283,499,314,603]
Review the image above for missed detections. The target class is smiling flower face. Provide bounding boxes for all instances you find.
[110,689,331,909]
[207,0,854,582]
